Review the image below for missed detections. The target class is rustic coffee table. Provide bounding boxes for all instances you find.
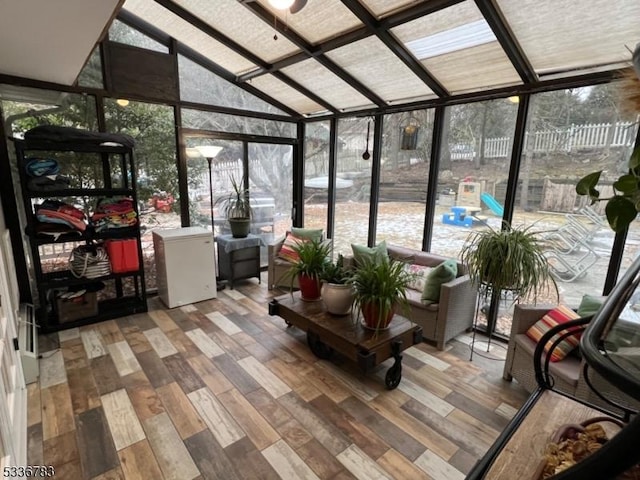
[268,292,422,389]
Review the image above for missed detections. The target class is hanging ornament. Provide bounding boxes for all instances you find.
[362,120,371,160]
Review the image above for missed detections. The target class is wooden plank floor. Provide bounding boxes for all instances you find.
[28,280,529,480]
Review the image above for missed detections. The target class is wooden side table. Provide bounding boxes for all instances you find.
[216,234,262,289]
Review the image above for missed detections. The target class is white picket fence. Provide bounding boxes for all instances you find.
[191,158,268,200]
[481,121,637,159]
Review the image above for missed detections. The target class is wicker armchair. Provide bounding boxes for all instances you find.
[267,234,296,290]
[504,304,582,395]
[504,304,640,415]
[267,231,327,290]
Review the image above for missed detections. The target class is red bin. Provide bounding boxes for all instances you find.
[105,239,140,273]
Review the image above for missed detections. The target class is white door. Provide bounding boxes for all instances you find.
[0,222,27,468]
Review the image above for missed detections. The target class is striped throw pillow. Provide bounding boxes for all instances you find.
[525,305,582,362]
[277,233,306,263]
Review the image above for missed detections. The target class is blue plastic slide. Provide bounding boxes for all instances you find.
[480,192,504,217]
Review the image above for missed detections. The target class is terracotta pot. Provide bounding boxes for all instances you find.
[298,273,321,301]
[321,283,354,315]
[361,302,394,330]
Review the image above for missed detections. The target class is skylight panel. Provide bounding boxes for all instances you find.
[404,20,496,60]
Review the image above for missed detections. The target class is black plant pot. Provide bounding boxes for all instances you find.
[229,218,251,238]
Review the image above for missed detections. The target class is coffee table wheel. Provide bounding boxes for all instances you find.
[284,319,292,327]
[307,332,333,360]
[385,363,402,390]
[385,340,404,390]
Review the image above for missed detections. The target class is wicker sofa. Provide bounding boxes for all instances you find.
[504,304,639,414]
[385,245,477,350]
[268,239,477,350]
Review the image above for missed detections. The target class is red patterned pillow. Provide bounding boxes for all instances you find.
[525,305,582,362]
[277,233,306,263]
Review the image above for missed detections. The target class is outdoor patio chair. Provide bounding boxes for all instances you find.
[545,237,599,282]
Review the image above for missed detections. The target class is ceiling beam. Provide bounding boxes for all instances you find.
[474,0,537,84]
[151,0,338,114]
[239,0,464,83]
[239,27,371,82]
[340,0,448,97]
[239,1,386,107]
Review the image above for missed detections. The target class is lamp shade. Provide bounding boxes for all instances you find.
[195,145,223,159]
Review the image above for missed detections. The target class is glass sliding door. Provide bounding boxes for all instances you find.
[248,142,293,265]
[184,136,245,236]
[184,132,293,268]
[303,121,331,234]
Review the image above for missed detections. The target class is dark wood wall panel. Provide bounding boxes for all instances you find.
[107,42,178,102]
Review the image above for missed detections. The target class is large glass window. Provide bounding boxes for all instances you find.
[77,47,103,89]
[303,121,331,233]
[109,19,169,53]
[333,117,374,256]
[431,99,518,262]
[429,99,518,336]
[178,56,286,115]
[181,108,295,137]
[104,99,178,291]
[1,87,99,300]
[500,84,638,337]
[376,110,434,250]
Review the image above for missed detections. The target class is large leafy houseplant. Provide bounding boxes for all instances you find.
[217,175,253,238]
[349,256,414,332]
[460,223,558,302]
[283,237,332,301]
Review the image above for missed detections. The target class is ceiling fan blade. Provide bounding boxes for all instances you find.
[289,0,307,14]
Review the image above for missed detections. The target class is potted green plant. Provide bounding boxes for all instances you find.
[349,256,414,332]
[283,237,332,301]
[460,223,558,303]
[217,175,252,238]
[320,254,354,315]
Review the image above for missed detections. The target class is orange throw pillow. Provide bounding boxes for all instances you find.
[525,305,582,362]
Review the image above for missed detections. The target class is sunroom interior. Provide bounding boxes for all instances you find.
[1,0,640,478]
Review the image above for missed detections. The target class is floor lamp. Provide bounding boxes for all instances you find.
[194,145,225,290]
